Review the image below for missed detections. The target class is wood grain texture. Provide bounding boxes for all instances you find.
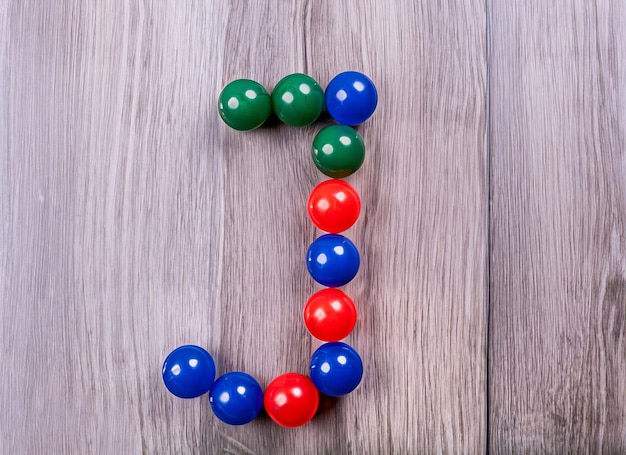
[489,1,626,453]
[1,1,487,453]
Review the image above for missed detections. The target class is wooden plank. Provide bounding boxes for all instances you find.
[1,1,487,452]
[488,1,626,452]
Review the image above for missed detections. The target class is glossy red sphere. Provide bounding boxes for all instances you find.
[304,289,357,341]
[264,373,319,428]
[307,180,361,233]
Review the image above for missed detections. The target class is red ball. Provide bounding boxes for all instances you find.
[304,289,357,341]
[307,179,361,233]
[264,373,319,428]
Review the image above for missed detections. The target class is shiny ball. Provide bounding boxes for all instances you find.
[264,373,319,428]
[209,372,264,425]
[218,79,272,131]
[304,288,357,342]
[311,125,365,178]
[307,179,361,233]
[162,345,216,399]
[271,73,325,126]
[306,234,360,287]
[309,342,363,397]
[325,71,378,125]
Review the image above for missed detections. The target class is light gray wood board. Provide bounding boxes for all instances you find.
[1,1,487,453]
[488,1,626,452]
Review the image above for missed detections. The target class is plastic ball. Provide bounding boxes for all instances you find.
[309,342,363,397]
[218,79,272,131]
[162,345,216,399]
[304,288,357,342]
[209,372,264,425]
[271,73,325,126]
[307,179,361,233]
[325,71,378,125]
[264,373,319,428]
[306,234,360,287]
[311,125,365,178]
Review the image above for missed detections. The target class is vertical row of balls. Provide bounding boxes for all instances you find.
[303,71,377,411]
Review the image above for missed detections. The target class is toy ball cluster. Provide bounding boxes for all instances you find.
[162,71,377,429]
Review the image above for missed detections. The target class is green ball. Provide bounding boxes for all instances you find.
[312,125,365,178]
[271,74,324,127]
[218,79,272,131]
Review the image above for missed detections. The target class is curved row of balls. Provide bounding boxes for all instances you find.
[162,71,377,428]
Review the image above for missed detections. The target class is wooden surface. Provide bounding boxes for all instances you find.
[0,1,623,453]
[488,1,626,453]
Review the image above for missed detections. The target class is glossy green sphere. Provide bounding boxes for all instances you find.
[311,125,365,178]
[271,74,324,127]
[218,79,272,131]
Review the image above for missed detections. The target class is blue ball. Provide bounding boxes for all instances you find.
[325,71,378,125]
[162,345,216,399]
[309,342,363,397]
[209,372,264,425]
[306,234,360,287]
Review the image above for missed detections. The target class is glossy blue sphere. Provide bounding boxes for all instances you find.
[309,342,363,397]
[306,234,360,287]
[325,71,378,125]
[209,372,264,425]
[162,345,216,399]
